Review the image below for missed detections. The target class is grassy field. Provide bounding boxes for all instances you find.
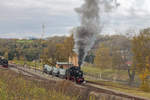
[83,65,150,99]
[81,65,130,81]
[0,68,85,100]
[85,78,150,99]
[11,60,43,70]
[16,39,33,43]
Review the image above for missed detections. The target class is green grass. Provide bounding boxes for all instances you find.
[12,60,43,69]
[16,40,33,43]
[81,66,102,74]
[82,65,142,83]
[82,65,130,81]
[81,65,119,74]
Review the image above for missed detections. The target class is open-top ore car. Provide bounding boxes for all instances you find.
[43,64,53,75]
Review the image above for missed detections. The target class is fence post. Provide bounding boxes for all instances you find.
[35,61,36,72]
[99,73,102,79]
[89,95,95,100]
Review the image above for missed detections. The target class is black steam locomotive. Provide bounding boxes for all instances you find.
[66,66,84,84]
[0,57,8,68]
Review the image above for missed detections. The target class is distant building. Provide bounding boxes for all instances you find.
[56,62,73,69]
[126,61,132,66]
[56,54,79,69]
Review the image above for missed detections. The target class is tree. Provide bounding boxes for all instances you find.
[132,28,150,91]
[85,53,95,64]
[63,34,74,60]
[4,52,8,60]
[111,49,123,69]
[40,35,74,66]
[94,44,112,78]
[8,51,15,60]
[54,43,68,62]
[41,48,54,65]
[127,61,136,86]
[24,48,39,61]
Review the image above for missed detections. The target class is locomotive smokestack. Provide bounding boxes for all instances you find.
[78,48,85,67]
[74,0,118,67]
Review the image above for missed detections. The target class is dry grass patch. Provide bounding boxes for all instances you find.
[0,68,89,100]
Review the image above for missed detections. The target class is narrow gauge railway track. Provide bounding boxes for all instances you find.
[86,80,136,91]
[9,65,48,81]
[84,82,149,100]
[9,64,149,100]
[9,64,62,82]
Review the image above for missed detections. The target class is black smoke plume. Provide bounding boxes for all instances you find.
[74,0,118,67]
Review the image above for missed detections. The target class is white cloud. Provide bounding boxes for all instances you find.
[0,0,150,38]
[1,0,82,15]
[101,0,150,34]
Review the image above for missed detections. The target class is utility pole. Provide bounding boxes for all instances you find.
[41,24,45,39]
[41,24,46,70]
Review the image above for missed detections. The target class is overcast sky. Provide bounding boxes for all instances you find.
[0,0,150,38]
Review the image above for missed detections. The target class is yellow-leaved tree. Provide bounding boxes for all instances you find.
[132,28,150,91]
[63,34,75,60]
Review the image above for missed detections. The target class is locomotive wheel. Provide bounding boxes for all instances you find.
[66,76,71,80]
[71,77,74,82]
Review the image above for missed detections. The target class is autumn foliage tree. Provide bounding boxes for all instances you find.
[63,34,74,59]
[41,34,74,65]
[94,44,112,78]
[132,28,150,91]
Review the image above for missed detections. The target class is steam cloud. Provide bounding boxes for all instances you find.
[74,0,118,67]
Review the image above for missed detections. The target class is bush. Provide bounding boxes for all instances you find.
[140,80,150,92]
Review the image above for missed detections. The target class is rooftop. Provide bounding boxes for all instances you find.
[56,62,73,65]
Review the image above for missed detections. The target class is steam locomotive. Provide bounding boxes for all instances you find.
[0,57,8,68]
[43,65,84,84]
[66,66,84,84]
